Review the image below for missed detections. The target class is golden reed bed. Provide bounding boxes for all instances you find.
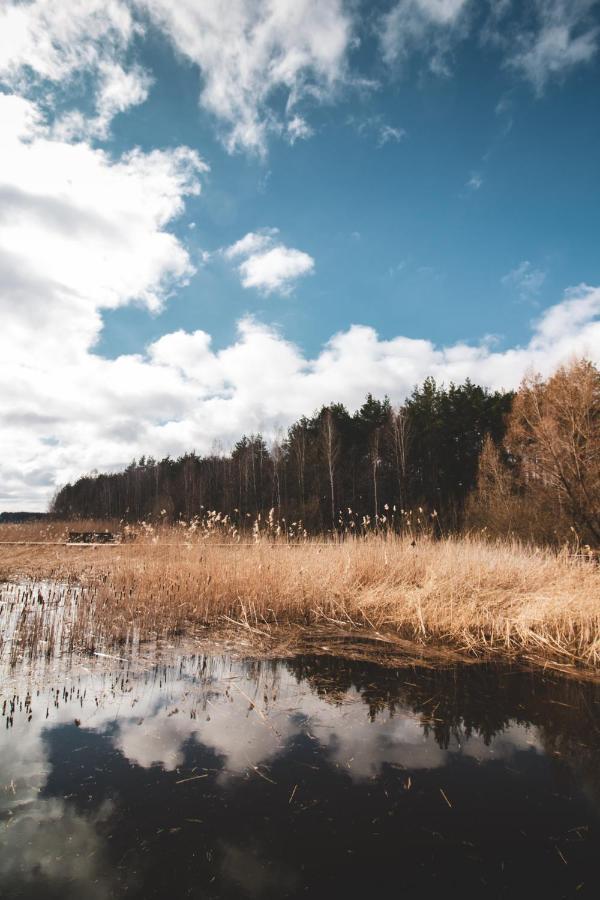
[1,519,600,675]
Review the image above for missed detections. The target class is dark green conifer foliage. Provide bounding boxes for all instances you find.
[51,379,513,532]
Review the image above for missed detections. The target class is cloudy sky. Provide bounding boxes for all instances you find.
[1,0,600,510]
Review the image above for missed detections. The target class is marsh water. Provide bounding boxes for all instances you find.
[2,601,600,898]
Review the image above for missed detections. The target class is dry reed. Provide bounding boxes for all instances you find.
[1,519,600,673]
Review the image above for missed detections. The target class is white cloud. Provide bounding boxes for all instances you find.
[466,172,483,190]
[505,0,600,93]
[349,115,406,147]
[0,93,206,312]
[380,0,599,90]
[1,0,594,156]
[286,114,315,144]
[0,95,596,512]
[0,0,134,82]
[0,0,354,152]
[54,62,153,141]
[378,123,406,146]
[224,228,280,261]
[239,246,315,294]
[224,229,315,295]
[0,0,149,136]
[3,276,600,510]
[0,3,599,512]
[0,92,208,508]
[502,260,546,299]
[135,0,354,154]
[379,0,471,74]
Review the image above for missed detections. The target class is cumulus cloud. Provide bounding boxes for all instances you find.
[224,229,315,295]
[0,92,206,346]
[1,0,596,154]
[1,2,599,513]
[502,260,546,299]
[3,282,600,510]
[0,0,354,152]
[238,247,315,294]
[0,0,133,82]
[0,83,594,514]
[54,62,153,141]
[0,96,596,511]
[0,0,150,137]
[0,92,207,508]
[223,228,279,261]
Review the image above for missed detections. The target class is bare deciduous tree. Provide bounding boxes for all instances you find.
[387,407,411,510]
[507,360,600,542]
[369,427,381,522]
[468,359,600,545]
[288,419,308,519]
[320,409,339,530]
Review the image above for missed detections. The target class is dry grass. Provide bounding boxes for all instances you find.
[0,517,116,543]
[2,520,600,674]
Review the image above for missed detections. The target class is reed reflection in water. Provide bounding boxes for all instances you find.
[1,634,600,898]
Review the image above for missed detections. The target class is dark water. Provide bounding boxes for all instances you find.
[2,646,600,899]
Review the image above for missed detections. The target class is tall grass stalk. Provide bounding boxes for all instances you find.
[2,519,600,672]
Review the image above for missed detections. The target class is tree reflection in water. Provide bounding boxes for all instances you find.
[1,647,600,899]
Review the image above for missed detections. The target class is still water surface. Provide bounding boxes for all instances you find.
[1,640,600,898]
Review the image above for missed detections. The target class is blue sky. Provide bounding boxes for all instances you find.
[99,5,600,358]
[1,0,600,508]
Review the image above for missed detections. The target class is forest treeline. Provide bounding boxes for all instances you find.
[51,360,600,546]
[52,378,512,532]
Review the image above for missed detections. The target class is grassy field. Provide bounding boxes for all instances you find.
[1,519,600,675]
